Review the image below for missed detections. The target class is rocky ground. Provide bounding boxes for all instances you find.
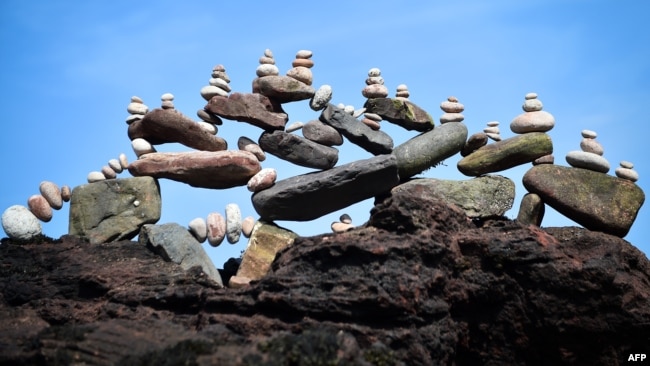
[1,186,649,365]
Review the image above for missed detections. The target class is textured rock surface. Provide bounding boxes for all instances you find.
[392,175,515,218]
[301,119,343,146]
[523,164,645,237]
[392,121,468,179]
[236,220,298,281]
[458,132,553,176]
[516,192,545,226]
[139,223,223,287]
[68,177,161,244]
[205,92,288,131]
[253,75,315,103]
[252,154,399,221]
[319,104,394,155]
[363,98,435,131]
[258,130,339,170]
[128,150,261,189]
[127,109,227,151]
[1,205,42,240]
[1,187,648,365]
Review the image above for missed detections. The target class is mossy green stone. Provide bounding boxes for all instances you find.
[457,132,553,176]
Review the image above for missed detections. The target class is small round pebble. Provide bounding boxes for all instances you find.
[119,153,129,169]
[188,217,208,243]
[620,161,634,169]
[340,213,352,224]
[131,138,156,157]
[27,194,52,222]
[198,121,218,135]
[2,205,42,240]
[296,50,313,58]
[581,129,597,139]
[87,171,106,183]
[331,222,354,233]
[39,181,63,209]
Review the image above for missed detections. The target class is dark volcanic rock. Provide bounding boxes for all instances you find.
[1,186,649,365]
[258,130,339,170]
[320,104,394,155]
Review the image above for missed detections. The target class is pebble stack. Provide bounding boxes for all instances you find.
[200,64,232,101]
[510,93,555,134]
[439,96,465,124]
[395,84,410,101]
[361,68,389,98]
[161,93,175,110]
[187,203,258,246]
[362,112,382,130]
[256,49,280,78]
[87,153,131,183]
[286,50,314,86]
[126,96,149,124]
[331,213,354,233]
[565,130,610,173]
[615,161,639,182]
[483,121,501,142]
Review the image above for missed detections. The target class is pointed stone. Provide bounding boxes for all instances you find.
[363,98,434,132]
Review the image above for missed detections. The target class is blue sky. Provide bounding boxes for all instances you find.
[1,1,648,267]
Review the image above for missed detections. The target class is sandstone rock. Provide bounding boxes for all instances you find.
[258,130,339,170]
[319,104,393,155]
[516,192,545,226]
[128,150,261,189]
[206,212,226,247]
[392,176,515,218]
[39,181,63,209]
[188,217,207,243]
[1,205,42,240]
[69,177,161,244]
[301,119,343,146]
[252,154,399,221]
[254,75,315,103]
[27,195,52,222]
[363,98,434,132]
[247,168,277,192]
[237,136,266,161]
[461,132,488,157]
[206,92,288,131]
[457,132,553,176]
[523,164,645,237]
[128,109,227,151]
[393,121,468,179]
[225,203,242,244]
[139,223,222,287]
[236,220,298,281]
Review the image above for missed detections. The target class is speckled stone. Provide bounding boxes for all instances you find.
[27,194,52,222]
[247,168,277,192]
[39,181,63,209]
[225,203,242,244]
[310,84,333,111]
[241,216,256,238]
[2,205,42,240]
[206,212,226,247]
[87,171,106,183]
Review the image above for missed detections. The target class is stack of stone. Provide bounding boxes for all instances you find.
[615,161,639,182]
[362,68,389,98]
[87,153,130,183]
[565,130,609,173]
[200,64,231,101]
[331,213,354,233]
[483,121,501,142]
[286,50,314,86]
[440,96,465,124]
[125,96,148,124]
[187,204,257,246]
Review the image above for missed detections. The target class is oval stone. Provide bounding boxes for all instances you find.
[87,171,106,183]
[131,138,156,157]
[61,185,72,202]
[510,111,555,133]
[108,159,123,173]
[27,194,52,222]
[241,216,256,238]
[39,181,63,209]
[565,150,610,173]
[200,85,228,101]
[102,165,117,179]
[310,85,332,111]
[206,212,226,247]
[247,168,277,192]
[225,203,242,244]
[119,153,129,169]
[1,205,42,240]
[188,217,207,243]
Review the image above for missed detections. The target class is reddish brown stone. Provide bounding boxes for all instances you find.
[128,109,227,151]
[253,75,315,103]
[205,92,288,131]
[128,150,261,189]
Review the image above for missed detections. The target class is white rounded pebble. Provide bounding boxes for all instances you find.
[331,222,354,233]
[264,49,274,58]
[486,133,502,141]
[368,68,381,77]
[256,64,279,77]
[247,168,277,192]
[131,96,143,103]
[522,98,543,112]
[200,85,228,101]
[225,203,242,244]
[2,205,42,240]
[119,153,129,169]
[296,50,313,58]
[209,77,231,91]
[61,185,72,202]
[353,108,366,118]
[310,85,333,111]
[483,126,500,134]
[238,136,266,161]
[131,138,156,157]
[161,93,174,101]
[188,217,208,243]
[487,121,500,127]
[620,161,634,169]
[615,165,639,182]
[126,114,143,124]
[207,212,226,247]
[364,112,382,122]
[133,200,140,207]
[580,138,604,156]
[581,129,597,139]
[108,159,123,173]
[343,105,355,115]
[566,151,610,173]
[241,216,256,238]
[27,194,52,222]
[101,165,117,179]
[87,171,106,183]
[127,102,148,115]
[39,181,63,209]
[198,121,218,135]
[525,92,538,99]
[286,121,304,133]
[440,100,465,113]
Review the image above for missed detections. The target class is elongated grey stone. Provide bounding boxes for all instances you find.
[319,104,393,155]
[258,130,338,170]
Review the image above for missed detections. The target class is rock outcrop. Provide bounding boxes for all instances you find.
[1,188,648,365]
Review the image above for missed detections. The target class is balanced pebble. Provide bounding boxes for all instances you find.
[198,121,218,135]
[344,105,355,115]
[362,68,388,98]
[353,107,366,118]
[87,171,106,183]
[439,96,465,123]
[533,154,555,165]
[340,213,352,224]
[310,85,333,111]
[331,221,353,233]
[101,165,117,179]
[225,203,242,244]
[27,194,52,222]
[211,64,230,83]
[286,121,304,133]
[108,159,123,173]
[247,168,277,192]
[39,181,63,209]
[581,129,597,139]
[61,185,72,202]
[197,109,223,125]
[615,161,639,182]
[510,93,555,133]
[241,216,256,238]
[200,85,228,101]
[1,205,42,240]
[119,153,129,169]
[161,93,174,109]
[207,212,226,247]
[238,136,266,161]
[188,217,207,243]
[395,84,410,100]
[131,138,156,157]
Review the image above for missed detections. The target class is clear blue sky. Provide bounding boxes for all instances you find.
[1,1,648,266]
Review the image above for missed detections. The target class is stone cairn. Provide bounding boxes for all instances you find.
[2,49,645,286]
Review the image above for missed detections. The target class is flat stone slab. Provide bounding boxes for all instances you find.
[392,175,515,218]
[319,104,393,155]
[139,223,223,287]
[363,98,434,132]
[69,177,161,244]
[258,130,339,170]
[128,109,227,151]
[253,75,315,103]
[457,132,553,176]
[523,164,645,237]
[128,150,261,189]
[392,122,468,179]
[205,92,288,131]
[252,154,400,221]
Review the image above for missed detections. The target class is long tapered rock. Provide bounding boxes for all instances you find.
[252,154,399,221]
[128,109,227,151]
[258,130,338,170]
[523,164,645,237]
[205,92,288,131]
[128,150,261,189]
[253,75,315,103]
[319,104,393,155]
[363,98,434,132]
[457,132,553,176]
[392,122,468,179]
[69,177,161,244]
